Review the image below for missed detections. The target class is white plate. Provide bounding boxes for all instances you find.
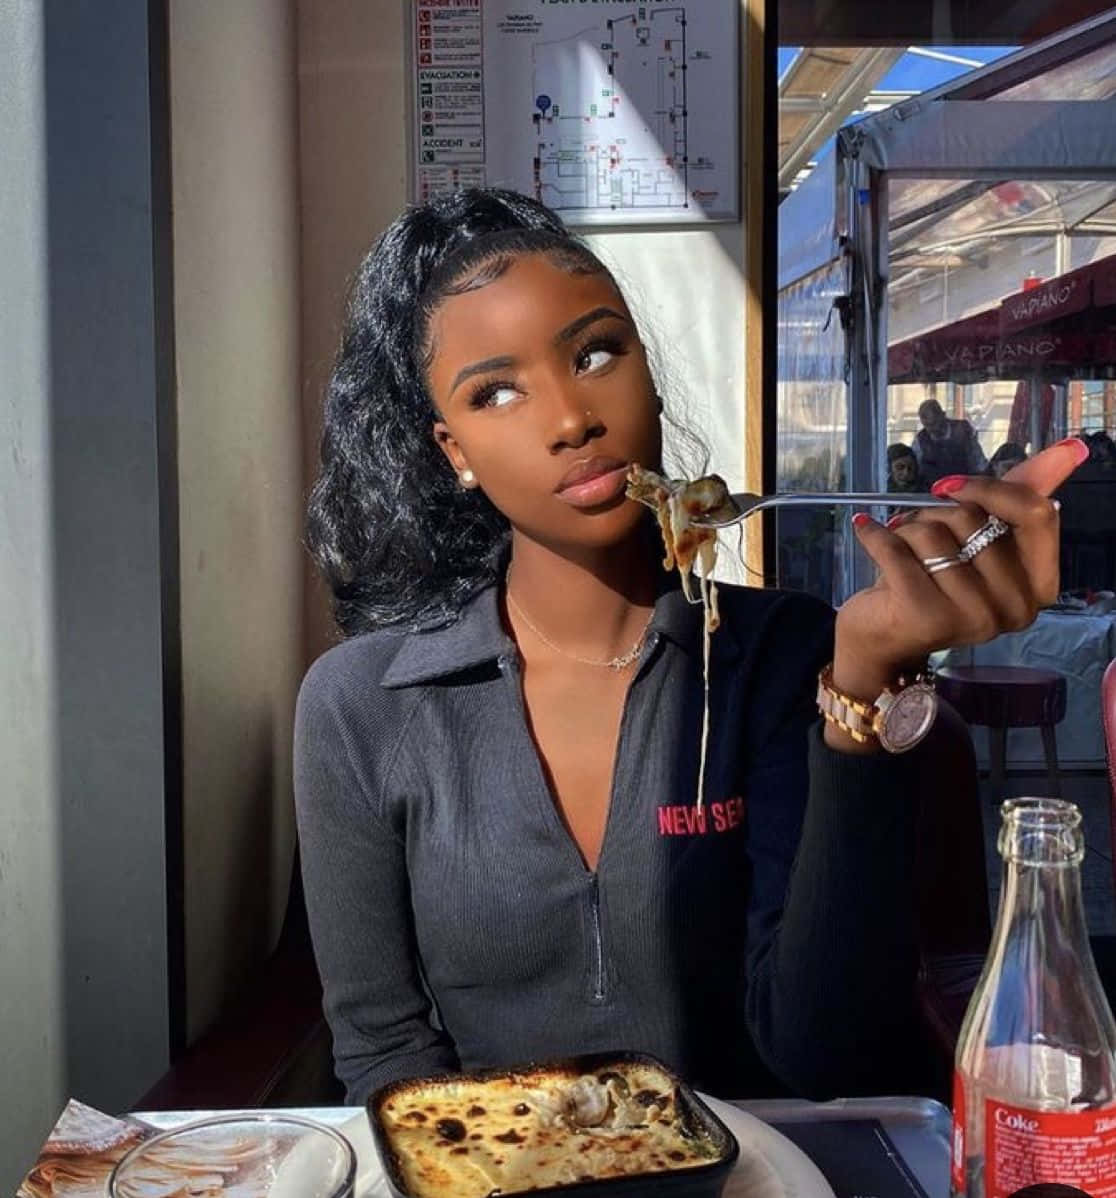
[699,1095,835,1198]
[330,1095,835,1198]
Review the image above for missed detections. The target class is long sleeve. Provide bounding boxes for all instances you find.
[293,657,459,1104]
[739,604,926,1099]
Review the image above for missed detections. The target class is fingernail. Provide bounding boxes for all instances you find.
[886,512,908,529]
[931,475,967,496]
[1055,437,1090,466]
[852,512,873,529]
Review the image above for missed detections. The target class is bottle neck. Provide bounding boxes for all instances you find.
[996,855,1092,960]
[957,799,1116,1110]
[992,797,1091,961]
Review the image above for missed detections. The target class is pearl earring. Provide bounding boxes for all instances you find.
[461,469,475,486]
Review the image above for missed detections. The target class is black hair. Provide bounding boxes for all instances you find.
[307,188,653,637]
[886,442,915,464]
[989,441,1027,468]
[1087,429,1116,462]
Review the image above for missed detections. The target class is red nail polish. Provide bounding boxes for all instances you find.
[931,475,967,496]
[852,512,872,528]
[1055,437,1090,466]
[886,513,907,529]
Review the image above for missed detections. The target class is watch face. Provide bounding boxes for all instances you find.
[878,684,938,753]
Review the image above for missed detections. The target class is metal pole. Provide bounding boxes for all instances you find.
[1052,383,1068,442]
[1030,376,1044,452]
[843,159,890,601]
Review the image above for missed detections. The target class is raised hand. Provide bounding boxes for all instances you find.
[827,437,1089,752]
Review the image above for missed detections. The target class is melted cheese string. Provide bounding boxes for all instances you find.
[627,466,725,811]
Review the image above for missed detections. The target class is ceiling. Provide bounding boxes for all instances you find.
[777,46,905,191]
[778,0,1115,46]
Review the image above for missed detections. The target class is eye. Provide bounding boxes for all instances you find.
[575,337,626,375]
[468,381,521,409]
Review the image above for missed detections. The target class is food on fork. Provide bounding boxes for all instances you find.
[626,466,737,808]
[625,466,736,632]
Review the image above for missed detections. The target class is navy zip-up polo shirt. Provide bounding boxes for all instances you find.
[295,581,929,1105]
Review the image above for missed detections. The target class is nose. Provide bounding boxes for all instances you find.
[547,382,605,452]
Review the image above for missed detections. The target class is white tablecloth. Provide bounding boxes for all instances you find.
[935,609,1116,768]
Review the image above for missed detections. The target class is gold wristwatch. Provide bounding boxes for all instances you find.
[816,663,938,754]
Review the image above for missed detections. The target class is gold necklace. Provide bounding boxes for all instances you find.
[505,578,653,671]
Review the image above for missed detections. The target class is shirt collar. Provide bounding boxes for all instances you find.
[381,573,737,689]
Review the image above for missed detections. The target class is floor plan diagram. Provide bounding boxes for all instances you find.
[414,1,737,224]
[530,8,693,212]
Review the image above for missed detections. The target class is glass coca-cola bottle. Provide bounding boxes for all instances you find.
[951,798,1116,1197]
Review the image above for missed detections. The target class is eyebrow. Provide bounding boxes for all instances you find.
[449,355,517,395]
[554,305,629,344]
[447,307,630,396]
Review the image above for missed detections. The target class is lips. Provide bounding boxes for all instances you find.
[554,456,631,508]
[556,456,628,492]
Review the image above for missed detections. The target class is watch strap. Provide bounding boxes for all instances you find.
[816,663,879,745]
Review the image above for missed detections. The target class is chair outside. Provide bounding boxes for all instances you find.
[934,665,1067,803]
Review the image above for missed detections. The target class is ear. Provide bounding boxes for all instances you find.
[432,420,477,487]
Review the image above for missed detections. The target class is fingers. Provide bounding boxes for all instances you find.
[904,519,1009,640]
[928,476,1061,606]
[847,512,962,646]
[897,511,1036,634]
[853,508,1038,651]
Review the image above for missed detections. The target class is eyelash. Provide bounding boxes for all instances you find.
[575,335,627,372]
[465,334,629,409]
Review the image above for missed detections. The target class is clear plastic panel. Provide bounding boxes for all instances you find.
[776,259,849,604]
[989,38,1116,102]
[887,177,1116,488]
[887,177,1116,596]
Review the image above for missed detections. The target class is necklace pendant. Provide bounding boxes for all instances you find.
[609,644,640,670]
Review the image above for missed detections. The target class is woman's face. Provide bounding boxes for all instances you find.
[891,455,917,486]
[427,252,662,552]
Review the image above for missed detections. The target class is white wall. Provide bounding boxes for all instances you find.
[588,224,750,583]
[1,0,168,1185]
[169,0,305,1040]
[299,0,754,664]
[0,6,65,1183]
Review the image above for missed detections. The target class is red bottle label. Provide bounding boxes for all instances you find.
[951,1072,967,1193]
[984,1098,1116,1197]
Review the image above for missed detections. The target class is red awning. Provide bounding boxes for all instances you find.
[999,261,1096,334]
[1094,256,1116,309]
[889,249,1116,384]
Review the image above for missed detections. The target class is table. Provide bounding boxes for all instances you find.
[137,1095,951,1197]
[935,607,1116,768]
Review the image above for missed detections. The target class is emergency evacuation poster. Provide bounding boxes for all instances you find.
[411,0,740,224]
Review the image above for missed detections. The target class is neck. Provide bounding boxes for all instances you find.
[505,530,659,662]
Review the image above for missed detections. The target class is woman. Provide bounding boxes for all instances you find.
[296,189,1082,1106]
[886,442,922,493]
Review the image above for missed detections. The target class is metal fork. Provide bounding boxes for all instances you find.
[692,491,956,529]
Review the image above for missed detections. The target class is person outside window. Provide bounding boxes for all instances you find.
[887,443,923,494]
[912,398,988,486]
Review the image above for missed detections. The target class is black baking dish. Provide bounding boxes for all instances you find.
[366,1050,739,1198]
